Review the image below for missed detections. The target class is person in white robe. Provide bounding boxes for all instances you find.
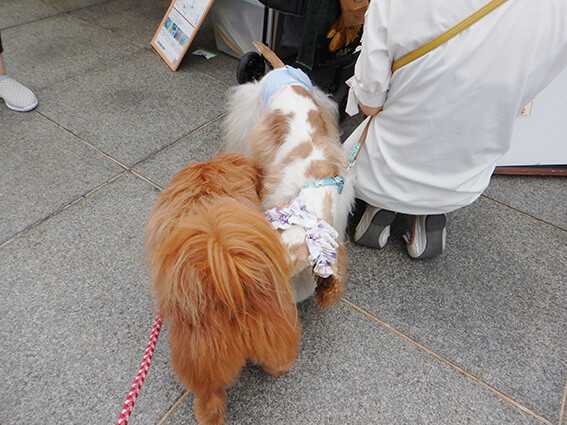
[346,0,567,258]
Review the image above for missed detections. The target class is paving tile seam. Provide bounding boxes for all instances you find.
[481,194,567,233]
[2,111,226,247]
[50,0,116,14]
[156,392,189,425]
[39,108,220,181]
[35,110,132,172]
[68,9,152,50]
[142,297,561,425]
[0,11,62,31]
[340,298,554,425]
[558,376,567,425]
[35,47,150,92]
[187,67,233,87]
[0,172,126,249]
[2,2,121,33]
[129,169,164,191]
[128,112,226,171]
[55,10,235,90]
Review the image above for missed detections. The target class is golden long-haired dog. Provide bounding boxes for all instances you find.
[145,153,301,425]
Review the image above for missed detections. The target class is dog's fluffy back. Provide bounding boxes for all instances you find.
[223,80,339,155]
[145,152,296,327]
[148,198,295,325]
[145,153,261,254]
[223,81,264,156]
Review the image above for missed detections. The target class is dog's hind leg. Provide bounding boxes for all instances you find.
[181,354,244,425]
[169,324,246,425]
[193,386,228,425]
[247,311,301,378]
[315,243,347,308]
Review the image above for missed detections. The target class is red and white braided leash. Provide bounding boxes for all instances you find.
[116,312,163,425]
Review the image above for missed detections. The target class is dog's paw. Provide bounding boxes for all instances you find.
[194,390,227,425]
[263,362,294,378]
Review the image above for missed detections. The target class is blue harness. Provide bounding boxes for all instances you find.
[304,176,345,195]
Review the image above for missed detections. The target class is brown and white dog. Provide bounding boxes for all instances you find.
[223,43,355,307]
[145,153,301,425]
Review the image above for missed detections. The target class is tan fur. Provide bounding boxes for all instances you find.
[250,110,293,174]
[253,41,285,69]
[281,141,315,167]
[291,84,313,99]
[259,140,314,201]
[307,91,342,142]
[288,241,311,275]
[322,192,335,225]
[145,153,300,425]
[305,159,340,181]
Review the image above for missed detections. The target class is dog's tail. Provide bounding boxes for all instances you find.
[253,41,285,69]
[148,198,294,324]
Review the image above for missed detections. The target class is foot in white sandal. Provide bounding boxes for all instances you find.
[0,75,38,112]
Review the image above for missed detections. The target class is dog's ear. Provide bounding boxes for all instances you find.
[253,41,285,69]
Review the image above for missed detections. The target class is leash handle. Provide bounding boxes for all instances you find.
[116,312,163,425]
[347,116,373,171]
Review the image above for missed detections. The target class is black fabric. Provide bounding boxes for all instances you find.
[258,0,307,16]
[0,33,3,54]
[295,0,361,72]
[295,0,341,71]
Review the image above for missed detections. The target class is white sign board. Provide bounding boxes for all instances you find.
[151,0,215,71]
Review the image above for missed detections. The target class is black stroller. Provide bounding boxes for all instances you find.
[236,0,362,121]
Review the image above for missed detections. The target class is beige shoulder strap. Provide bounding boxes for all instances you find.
[391,0,509,73]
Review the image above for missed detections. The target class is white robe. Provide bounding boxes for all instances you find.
[346,0,567,214]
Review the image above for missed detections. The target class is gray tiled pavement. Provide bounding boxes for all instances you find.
[1,1,566,424]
